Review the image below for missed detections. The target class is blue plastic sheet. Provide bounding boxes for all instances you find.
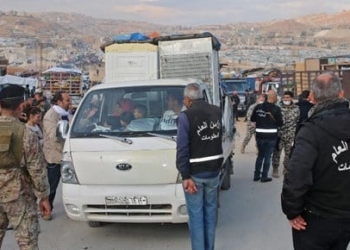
[113,33,149,42]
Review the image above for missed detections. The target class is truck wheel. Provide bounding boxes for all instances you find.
[221,164,231,190]
[228,156,234,175]
[88,221,103,228]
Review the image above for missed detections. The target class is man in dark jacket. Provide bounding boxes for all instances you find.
[281,73,350,250]
[176,83,223,250]
[251,90,283,182]
[296,90,314,127]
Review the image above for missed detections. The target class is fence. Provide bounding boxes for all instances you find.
[277,70,349,97]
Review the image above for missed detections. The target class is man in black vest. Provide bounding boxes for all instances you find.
[251,90,283,182]
[176,83,223,250]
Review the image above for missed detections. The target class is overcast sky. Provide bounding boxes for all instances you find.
[0,0,349,25]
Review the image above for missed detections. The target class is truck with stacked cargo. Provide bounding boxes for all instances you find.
[57,33,236,227]
[39,66,84,111]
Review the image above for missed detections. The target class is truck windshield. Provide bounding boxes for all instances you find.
[70,85,185,138]
[223,80,249,93]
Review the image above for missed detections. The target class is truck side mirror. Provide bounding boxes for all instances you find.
[56,120,69,141]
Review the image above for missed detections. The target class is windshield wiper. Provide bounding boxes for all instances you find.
[147,133,177,142]
[100,134,133,144]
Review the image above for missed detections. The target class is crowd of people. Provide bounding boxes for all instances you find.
[240,88,315,180]
[236,73,350,250]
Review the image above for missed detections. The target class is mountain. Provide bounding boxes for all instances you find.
[37,12,165,38]
[295,10,350,27]
[0,10,350,47]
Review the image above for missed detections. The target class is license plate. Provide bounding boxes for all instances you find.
[105,196,148,205]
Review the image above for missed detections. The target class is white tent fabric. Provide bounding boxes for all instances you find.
[0,75,38,89]
[43,67,82,74]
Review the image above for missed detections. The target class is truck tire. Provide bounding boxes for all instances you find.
[228,156,234,175]
[221,162,231,190]
[88,221,103,228]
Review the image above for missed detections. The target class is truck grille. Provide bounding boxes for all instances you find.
[84,204,172,217]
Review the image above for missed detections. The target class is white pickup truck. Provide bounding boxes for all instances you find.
[58,33,236,227]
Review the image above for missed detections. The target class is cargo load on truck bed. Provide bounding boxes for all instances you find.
[39,66,83,109]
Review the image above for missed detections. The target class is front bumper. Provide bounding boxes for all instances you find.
[62,183,188,224]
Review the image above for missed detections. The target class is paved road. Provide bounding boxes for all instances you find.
[3,121,295,250]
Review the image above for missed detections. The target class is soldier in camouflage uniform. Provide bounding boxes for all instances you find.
[272,91,300,178]
[0,85,50,250]
[241,94,266,154]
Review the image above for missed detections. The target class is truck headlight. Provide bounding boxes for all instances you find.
[179,205,188,215]
[61,152,79,184]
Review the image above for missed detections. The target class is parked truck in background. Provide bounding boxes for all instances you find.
[58,33,236,227]
[257,70,350,100]
[220,78,249,116]
[39,66,84,111]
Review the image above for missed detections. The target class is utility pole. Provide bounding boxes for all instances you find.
[39,42,43,78]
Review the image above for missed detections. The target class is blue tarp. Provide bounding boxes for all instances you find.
[113,34,130,41]
[113,32,149,42]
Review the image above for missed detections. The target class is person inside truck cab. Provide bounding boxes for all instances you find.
[159,90,184,130]
[75,97,102,131]
[95,111,134,132]
[113,98,134,117]
[133,104,147,119]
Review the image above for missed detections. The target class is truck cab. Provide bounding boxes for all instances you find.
[59,33,235,227]
[59,78,234,226]
[220,78,250,116]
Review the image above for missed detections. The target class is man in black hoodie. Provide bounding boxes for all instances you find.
[281,73,350,250]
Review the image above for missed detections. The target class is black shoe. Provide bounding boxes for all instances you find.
[253,177,261,182]
[261,177,272,183]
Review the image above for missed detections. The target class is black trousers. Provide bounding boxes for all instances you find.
[233,106,239,121]
[293,212,350,250]
[47,163,62,210]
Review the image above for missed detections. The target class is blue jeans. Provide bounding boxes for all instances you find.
[47,163,61,210]
[255,138,277,179]
[184,175,220,250]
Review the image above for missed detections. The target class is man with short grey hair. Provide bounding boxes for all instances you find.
[176,83,223,250]
[282,73,350,250]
